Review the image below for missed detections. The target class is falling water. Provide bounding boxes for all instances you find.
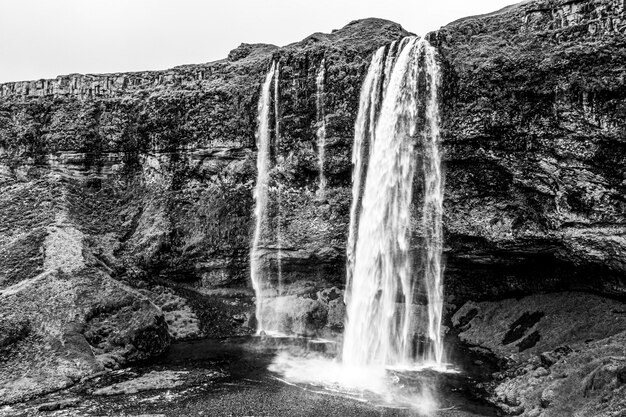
[343,37,445,368]
[422,43,444,365]
[274,63,281,144]
[274,62,284,295]
[316,60,327,197]
[266,38,446,412]
[345,46,385,304]
[345,38,410,304]
[251,61,277,334]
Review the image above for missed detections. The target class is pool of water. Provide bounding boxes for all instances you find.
[156,336,500,416]
[7,336,501,416]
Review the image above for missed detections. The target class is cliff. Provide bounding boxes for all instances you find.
[0,0,625,410]
[435,2,626,414]
[0,19,409,291]
[436,0,626,302]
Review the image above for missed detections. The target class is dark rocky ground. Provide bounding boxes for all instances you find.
[451,292,626,416]
[0,0,625,415]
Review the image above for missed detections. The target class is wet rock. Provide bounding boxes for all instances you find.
[492,331,626,417]
[37,397,80,412]
[0,4,624,413]
[149,287,201,340]
[532,367,550,378]
[259,294,327,336]
[540,384,557,408]
[254,284,349,336]
[0,20,413,404]
[93,370,187,396]
[326,297,346,331]
[540,345,573,368]
[0,2,623,341]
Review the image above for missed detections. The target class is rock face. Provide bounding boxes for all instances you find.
[0,175,170,405]
[435,0,626,301]
[0,18,409,292]
[0,0,625,408]
[2,3,622,310]
[434,4,626,411]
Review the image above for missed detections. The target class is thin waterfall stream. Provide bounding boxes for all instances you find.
[422,43,445,365]
[274,63,284,296]
[251,61,277,335]
[316,59,327,198]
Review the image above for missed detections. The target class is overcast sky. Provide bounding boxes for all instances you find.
[0,0,518,83]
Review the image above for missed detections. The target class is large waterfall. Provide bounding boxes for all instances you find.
[344,37,445,367]
[251,61,277,334]
[268,38,446,412]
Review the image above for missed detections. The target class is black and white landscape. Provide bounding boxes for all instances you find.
[0,1,625,416]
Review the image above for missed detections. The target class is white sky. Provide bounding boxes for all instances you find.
[0,0,518,83]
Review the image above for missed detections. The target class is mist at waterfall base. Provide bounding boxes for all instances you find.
[251,37,452,413]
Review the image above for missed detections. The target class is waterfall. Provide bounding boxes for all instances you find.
[345,46,386,304]
[274,62,284,295]
[343,37,445,368]
[345,38,410,304]
[422,43,444,364]
[251,61,277,334]
[316,60,327,197]
[274,63,281,144]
